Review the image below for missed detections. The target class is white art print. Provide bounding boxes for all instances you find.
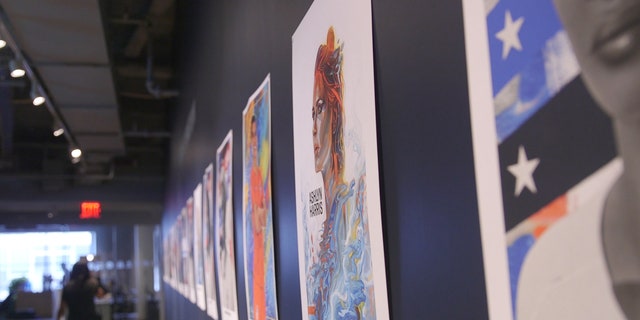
[193,183,207,311]
[215,130,239,320]
[169,223,178,290]
[242,75,278,320]
[292,0,389,319]
[162,234,169,284]
[185,197,197,304]
[178,207,187,297]
[203,164,220,319]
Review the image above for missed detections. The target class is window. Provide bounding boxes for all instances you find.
[0,232,95,299]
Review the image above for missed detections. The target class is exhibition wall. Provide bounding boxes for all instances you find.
[162,0,488,319]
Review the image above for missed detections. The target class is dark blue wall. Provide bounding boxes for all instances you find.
[163,1,488,319]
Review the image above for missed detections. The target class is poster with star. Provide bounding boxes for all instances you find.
[463,0,623,319]
[292,0,390,319]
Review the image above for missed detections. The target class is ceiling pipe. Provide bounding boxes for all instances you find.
[119,92,171,100]
[123,130,171,139]
[145,31,178,99]
[0,173,164,182]
[117,65,173,79]
[0,162,116,181]
[123,0,175,57]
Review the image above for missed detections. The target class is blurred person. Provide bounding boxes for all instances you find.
[0,277,30,318]
[56,262,100,320]
[94,277,110,299]
[60,263,70,286]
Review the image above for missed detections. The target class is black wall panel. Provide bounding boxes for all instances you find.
[163,1,488,319]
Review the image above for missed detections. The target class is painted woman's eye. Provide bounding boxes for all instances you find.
[316,99,325,112]
[313,98,325,119]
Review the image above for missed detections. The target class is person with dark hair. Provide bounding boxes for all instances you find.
[94,277,109,299]
[56,262,99,320]
[0,277,30,318]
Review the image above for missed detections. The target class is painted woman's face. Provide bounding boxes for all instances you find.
[553,0,640,122]
[312,81,331,173]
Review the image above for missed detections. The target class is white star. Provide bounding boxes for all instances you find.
[495,10,525,59]
[507,146,540,197]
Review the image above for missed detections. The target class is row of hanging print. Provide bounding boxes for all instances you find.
[163,129,239,320]
[162,74,276,320]
[164,0,391,319]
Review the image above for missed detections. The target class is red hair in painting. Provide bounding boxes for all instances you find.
[314,27,345,179]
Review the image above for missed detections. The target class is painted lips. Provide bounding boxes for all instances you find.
[592,6,640,64]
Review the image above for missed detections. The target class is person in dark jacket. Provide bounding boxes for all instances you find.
[56,262,99,320]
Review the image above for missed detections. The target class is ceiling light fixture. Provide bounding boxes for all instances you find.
[70,147,82,164]
[8,58,25,78]
[53,128,64,137]
[70,148,82,159]
[30,84,45,106]
[52,120,65,137]
[0,39,5,49]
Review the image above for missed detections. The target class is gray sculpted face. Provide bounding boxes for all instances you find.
[553,0,640,123]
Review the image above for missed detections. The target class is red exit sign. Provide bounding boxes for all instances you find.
[80,202,102,219]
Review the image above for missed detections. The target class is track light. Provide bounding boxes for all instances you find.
[71,148,82,159]
[0,40,5,49]
[31,84,45,106]
[70,148,82,164]
[9,59,25,78]
[52,119,64,137]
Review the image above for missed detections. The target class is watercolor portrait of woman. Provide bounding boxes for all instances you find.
[292,2,389,319]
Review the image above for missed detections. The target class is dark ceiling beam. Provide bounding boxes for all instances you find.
[0,87,13,157]
[32,61,111,68]
[116,65,173,79]
[0,199,162,225]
